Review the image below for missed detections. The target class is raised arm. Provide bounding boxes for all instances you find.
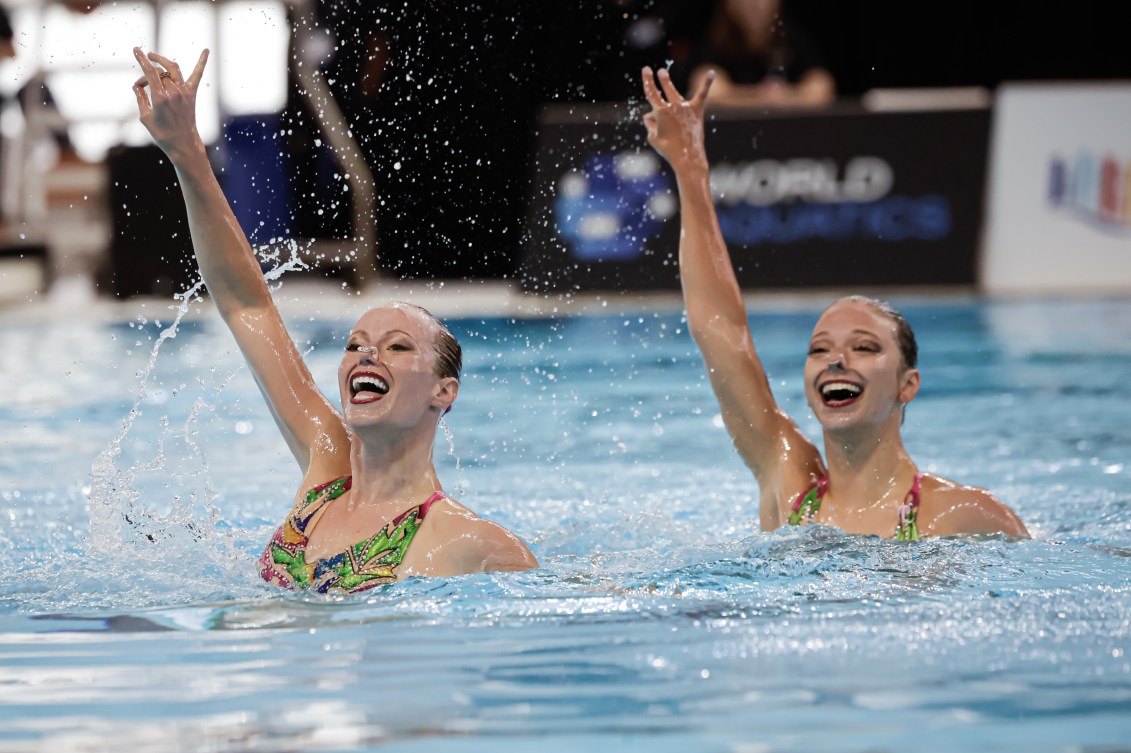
[641,67,820,517]
[132,48,348,471]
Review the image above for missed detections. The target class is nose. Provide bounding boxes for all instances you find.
[827,352,846,371]
[356,345,380,364]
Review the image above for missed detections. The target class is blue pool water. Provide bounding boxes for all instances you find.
[1,293,1130,752]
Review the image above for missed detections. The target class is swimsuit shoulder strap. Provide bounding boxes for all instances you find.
[303,476,352,505]
[418,491,446,520]
[391,490,446,527]
[290,476,352,536]
[788,476,828,526]
[896,472,923,541]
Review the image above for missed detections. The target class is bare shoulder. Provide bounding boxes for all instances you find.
[425,498,539,574]
[919,474,1029,539]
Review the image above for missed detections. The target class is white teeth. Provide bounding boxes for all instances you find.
[820,381,862,398]
[351,375,389,395]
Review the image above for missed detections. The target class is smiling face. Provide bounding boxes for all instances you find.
[803,299,919,434]
[336,304,458,430]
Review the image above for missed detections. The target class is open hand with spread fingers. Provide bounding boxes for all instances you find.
[132,47,209,161]
[640,66,714,172]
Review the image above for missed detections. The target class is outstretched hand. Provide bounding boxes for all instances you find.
[641,66,713,170]
[132,47,209,160]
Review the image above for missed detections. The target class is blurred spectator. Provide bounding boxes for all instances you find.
[0,4,78,158]
[688,0,834,108]
[1,7,17,229]
[591,0,716,100]
[0,8,13,61]
[61,1,102,13]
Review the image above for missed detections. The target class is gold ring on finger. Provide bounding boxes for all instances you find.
[159,70,172,79]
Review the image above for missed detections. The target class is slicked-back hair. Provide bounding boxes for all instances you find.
[835,296,918,371]
[393,302,462,380]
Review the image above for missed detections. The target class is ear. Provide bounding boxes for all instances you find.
[898,368,920,405]
[432,377,459,413]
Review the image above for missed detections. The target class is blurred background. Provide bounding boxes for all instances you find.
[0,0,1128,301]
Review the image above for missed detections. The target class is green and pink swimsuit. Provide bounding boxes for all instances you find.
[259,476,444,594]
[788,473,923,541]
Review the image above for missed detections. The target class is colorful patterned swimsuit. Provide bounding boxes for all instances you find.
[788,473,923,541]
[258,476,444,594]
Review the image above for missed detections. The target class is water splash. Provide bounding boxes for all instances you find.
[88,278,210,552]
[85,241,310,584]
[439,415,461,471]
[259,238,312,285]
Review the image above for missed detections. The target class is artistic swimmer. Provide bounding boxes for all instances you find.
[130,47,537,593]
[640,66,1028,540]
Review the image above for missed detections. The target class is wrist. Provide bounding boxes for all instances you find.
[671,156,711,182]
[165,135,209,167]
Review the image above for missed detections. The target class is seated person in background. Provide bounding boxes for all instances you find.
[0,8,12,229]
[639,66,1027,540]
[1,4,86,165]
[130,47,537,594]
[688,0,834,108]
[0,9,12,61]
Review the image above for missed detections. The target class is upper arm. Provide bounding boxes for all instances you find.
[447,517,538,575]
[225,304,350,472]
[475,520,539,573]
[692,314,819,484]
[926,487,1030,539]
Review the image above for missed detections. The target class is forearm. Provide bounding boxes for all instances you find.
[169,141,272,316]
[672,160,750,338]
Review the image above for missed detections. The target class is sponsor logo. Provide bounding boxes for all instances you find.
[554,153,955,257]
[554,152,673,261]
[709,157,951,245]
[1048,152,1131,234]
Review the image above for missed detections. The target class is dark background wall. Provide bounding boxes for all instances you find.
[789,1,1131,94]
[277,0,1129,282]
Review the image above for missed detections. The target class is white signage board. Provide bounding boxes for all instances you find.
[981,83,1131,294]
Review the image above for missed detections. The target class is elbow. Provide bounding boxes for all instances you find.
[687,311,749,351]
[685,306,723,344]
[687,319,711,347]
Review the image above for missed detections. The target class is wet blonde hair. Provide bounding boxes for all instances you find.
[388,302,462,380]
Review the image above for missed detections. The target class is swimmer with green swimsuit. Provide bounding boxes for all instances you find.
[133,47,537,587]
[641,67,1027,540]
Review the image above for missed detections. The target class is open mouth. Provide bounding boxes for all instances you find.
[819,380,863,407]
[350,372,389,404]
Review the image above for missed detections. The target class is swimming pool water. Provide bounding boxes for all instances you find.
[1,294,1130,752]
